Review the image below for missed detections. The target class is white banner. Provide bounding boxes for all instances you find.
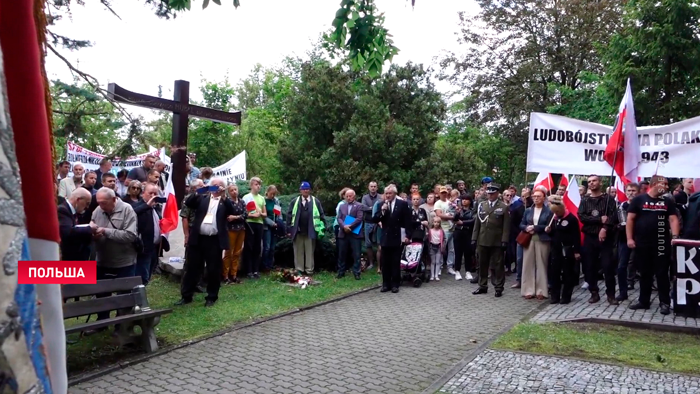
[66,141,161,173]
[212,150,247,184]
[527,113,700,177]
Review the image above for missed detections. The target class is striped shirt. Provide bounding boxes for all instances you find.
[577,194,616,236]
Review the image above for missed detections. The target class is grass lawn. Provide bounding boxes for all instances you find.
[492,322,700,375]
[65,270,381,375]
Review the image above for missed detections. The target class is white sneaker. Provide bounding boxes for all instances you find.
[430,275,435,281]
[447,267,456,275]
[582,282,589,290]
[455,272,463,281]
[466,272,474,281]
[435,276,440,281]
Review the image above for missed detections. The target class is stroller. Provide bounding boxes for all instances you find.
[400,242,429,287]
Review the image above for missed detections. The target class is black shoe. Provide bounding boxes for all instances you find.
[391,287,399,293]
[495,290,503,298]
[550,297,560,304]
[659,303,671,315]
[560,297,571,305]
[607,296,619,306]
[380,287,390,293]
[469,277,479,284]
[253,273,260,279]
[472,288,487,295]
[204,300,215,307]
[222,278,232,285]
[588,291,600,303]
[337,273,345,279]
[629,301,650,310]
[354,273,361,280]
[175,298,192,306]
[247,273,255,279]
[615,294,628,302]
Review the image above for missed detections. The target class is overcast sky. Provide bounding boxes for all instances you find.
[47,0,476,118]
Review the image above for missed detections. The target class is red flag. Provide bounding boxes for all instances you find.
[533,172,554,192]
[604,79,640,184]
[615,177,628,203]
[159,176,178,235]
[559,174,570,188]
[243,194,258,214]
[0,0,66,390]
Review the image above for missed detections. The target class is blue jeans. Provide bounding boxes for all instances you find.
[515,244,524,282]
[136,247,158,286]
[262,229,277,270]
[617,239,631,297]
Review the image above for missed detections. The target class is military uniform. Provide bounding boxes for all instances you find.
[471,184,511,296]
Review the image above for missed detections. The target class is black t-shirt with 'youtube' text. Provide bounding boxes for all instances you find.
[628,193,677,245]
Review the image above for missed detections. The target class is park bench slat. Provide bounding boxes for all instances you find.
[64,309,172,335]
[63,294,136,319]
[62,277,143,299]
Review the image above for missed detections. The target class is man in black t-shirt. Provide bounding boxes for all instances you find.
[626,175,681,315]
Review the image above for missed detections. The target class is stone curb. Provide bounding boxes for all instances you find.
[68,283,381,387]
[419,299,551,394]
[554,316,700,335]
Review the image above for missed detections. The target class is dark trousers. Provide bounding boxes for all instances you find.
[381,245,402,288]
[477,245,505,291]
[96,264,136,321]
[181,234,223,302]
[453,229,472,272]
[244,222,264,275]
[549,247,578,300]
[635,244,672,306]
[136,245,159,286]
[582,234,617,297]
[262,229,277,270]
[338,237,362,275]
[617,240,635,297]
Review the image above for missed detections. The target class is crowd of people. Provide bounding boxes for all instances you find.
[56,153,699,315]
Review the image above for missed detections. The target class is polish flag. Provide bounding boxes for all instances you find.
[563,176,584,242]
[1,0,67,390]
[534,172,554,192]
[159,175,178,235]
[603,78,641,184]
[560,174,570,188]
[614,177,628,203]
[273,203,282,217]
[244,193,258,214]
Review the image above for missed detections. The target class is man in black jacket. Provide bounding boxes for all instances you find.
[372,184,411,293]
[176,178,235,307]
[58,188,94,260]
[132,183,162,285]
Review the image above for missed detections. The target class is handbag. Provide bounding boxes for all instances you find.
[516,231,532,247]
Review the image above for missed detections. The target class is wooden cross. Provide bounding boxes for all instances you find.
[107,80,241,208]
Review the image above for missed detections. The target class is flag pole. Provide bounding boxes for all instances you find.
[605,123,623,214]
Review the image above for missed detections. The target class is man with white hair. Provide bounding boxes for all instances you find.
[89,187,139,328]
[177,178,237,307]
[154,159,169,191]
[371,184,411,293]
[57,187,95,261]
[58,162,84,198]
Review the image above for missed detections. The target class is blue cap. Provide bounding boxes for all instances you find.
[300,181,311,190]
[481,176,493,184]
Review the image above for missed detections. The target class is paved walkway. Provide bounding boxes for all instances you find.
[70,275,544,394]
[439,349,700,394]
[532,282,700,328]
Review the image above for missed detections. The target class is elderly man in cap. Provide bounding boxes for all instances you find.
[287,181,326,275]
[472,183,511,297]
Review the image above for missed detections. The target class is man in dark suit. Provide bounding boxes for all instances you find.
[372,184,411,293]
[132,183,162,285]
[176,178,235,307]
[336,189,364,279]
[58,188,94,260]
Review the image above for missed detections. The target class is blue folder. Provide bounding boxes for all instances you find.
[344,215,362,235]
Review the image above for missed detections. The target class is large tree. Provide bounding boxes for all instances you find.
[602,0,700,126]
[441,0,622,146]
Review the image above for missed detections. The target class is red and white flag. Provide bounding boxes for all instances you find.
[563,176,584,242]
[559,174,570,189]
[614,177,628,203]
[273,203,282,217]
[604,78,641,184]
[159,175,178,236]
[533,172,554,192]
[243,193,258,214]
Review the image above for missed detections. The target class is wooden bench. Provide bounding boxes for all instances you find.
[62,276,172,352]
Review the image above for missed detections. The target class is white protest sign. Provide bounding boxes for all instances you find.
[212,150,247,184]
[527,113,700,177]
[66,141,160,173]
